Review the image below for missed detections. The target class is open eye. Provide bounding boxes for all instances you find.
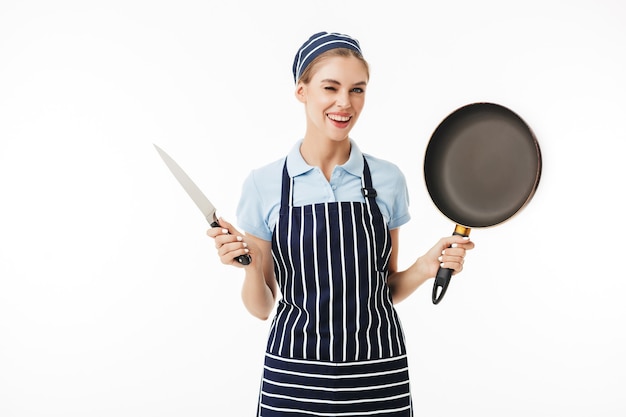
[351,87,365,94]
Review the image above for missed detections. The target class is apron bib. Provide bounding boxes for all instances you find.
[258,157,413,416]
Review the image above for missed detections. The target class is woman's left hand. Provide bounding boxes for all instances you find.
[423,235,475,279]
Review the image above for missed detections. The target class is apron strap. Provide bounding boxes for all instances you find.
[361,157,378,200]
[279,158,292,210]
[280,156,378,205]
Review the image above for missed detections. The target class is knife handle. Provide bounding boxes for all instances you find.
[211,221,252,266]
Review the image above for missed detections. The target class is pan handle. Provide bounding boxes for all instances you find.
[432,225,471,304]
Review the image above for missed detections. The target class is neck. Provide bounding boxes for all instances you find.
[300,136,351,181]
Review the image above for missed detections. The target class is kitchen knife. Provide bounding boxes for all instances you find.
[153,144,251,265]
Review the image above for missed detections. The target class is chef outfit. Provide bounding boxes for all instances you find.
[237,141,413,416]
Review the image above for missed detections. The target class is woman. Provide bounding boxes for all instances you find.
[207,31,474,417]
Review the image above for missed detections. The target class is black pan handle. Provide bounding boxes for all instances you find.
[432,225,471,304]
[210,221,252,265]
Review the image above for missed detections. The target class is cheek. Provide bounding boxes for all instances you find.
[308,95,334,113]
[352,96,366,113]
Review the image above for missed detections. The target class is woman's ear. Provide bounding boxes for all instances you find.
[294,83,306,103]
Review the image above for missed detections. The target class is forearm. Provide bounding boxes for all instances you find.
[387,258,432,304]
[241,266,276,320]
[387,234,475,304]
[239,235,278,320]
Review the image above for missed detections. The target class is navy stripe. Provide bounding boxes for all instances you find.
[268,159,406,361]
[293,32,362,82]
[259,354,412,416]
[262,158,412,415]
[269,203,404,360]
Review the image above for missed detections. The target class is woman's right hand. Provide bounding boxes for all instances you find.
[208,218,277,320]
[206,218,254,268]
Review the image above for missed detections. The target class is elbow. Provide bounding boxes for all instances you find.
[251,311,271,321]
[245,305,273,321]
[256,313,271,321]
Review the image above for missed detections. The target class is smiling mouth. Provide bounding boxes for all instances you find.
[327,114,352,122]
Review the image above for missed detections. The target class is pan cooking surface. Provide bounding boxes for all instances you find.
[424,103,541,228]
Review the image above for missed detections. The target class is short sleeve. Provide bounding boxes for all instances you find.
[235,158,285,241]
[386,167,411,230]
[363,154,411,231]
[236,170,274,241]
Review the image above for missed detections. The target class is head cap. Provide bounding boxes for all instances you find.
[292,32,363,83]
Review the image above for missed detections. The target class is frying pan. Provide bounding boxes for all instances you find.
[424,102,541,304]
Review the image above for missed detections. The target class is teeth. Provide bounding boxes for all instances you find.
[328,114,351,122]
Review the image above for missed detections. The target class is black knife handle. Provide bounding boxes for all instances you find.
[210,221,252,265]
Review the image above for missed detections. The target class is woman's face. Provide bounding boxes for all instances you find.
[297,55,368,143]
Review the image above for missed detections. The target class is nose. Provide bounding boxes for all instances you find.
[336,90,351,108]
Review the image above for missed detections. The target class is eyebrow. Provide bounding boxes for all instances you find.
[320,78,368,86]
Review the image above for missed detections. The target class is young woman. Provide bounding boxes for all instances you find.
[207,31,475,417]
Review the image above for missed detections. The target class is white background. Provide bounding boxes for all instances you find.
[1,1,625,416]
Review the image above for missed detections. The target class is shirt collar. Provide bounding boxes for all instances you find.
[286,139,364,178]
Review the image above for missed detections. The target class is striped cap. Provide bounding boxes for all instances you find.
[292,32,363,83]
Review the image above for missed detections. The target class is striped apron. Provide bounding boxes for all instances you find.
[258,158,413,416]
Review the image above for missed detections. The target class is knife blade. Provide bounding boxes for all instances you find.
[153,144,251,265]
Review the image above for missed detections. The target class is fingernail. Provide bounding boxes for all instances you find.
[438,256,443,262]
[236,236,243,241]
[451,243,458,248]
[244,248,249,253]
[242,242,248,248]
[222,229,228,234]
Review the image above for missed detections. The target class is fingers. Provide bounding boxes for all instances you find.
[438,249,465,272]
[206,219,250,267]
[438,236,475,274]
[215,217,241,235]
[441,235,475,250]
[206,217,240,238]
[206,227,222,238]
[218,235,250,267]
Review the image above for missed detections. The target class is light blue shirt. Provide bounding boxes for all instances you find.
[236,139,411,241]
